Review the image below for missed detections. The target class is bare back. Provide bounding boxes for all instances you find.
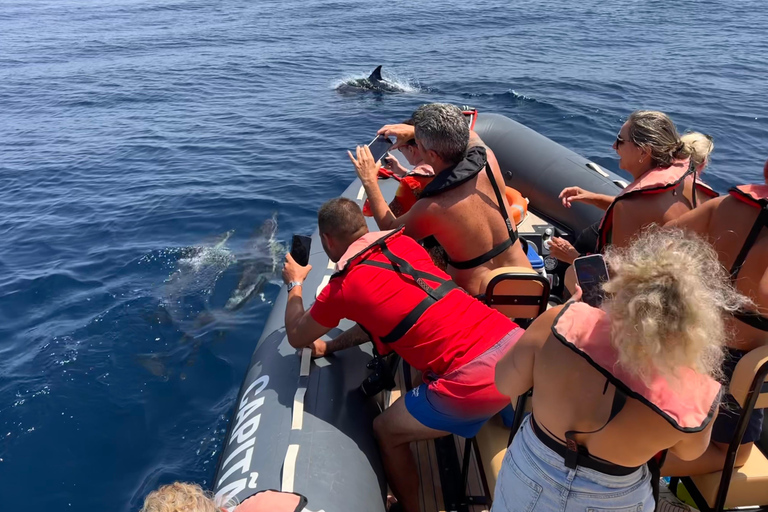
[414,155,530,296]
[532,332,711,467]
[612,186,692,249]
[698,196,768,351]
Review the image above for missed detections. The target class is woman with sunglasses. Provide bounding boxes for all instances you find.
[555,111,697,291]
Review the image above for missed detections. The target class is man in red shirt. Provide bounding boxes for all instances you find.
[283,197,523,512]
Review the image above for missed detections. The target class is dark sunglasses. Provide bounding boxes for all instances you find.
[615,133,626,146]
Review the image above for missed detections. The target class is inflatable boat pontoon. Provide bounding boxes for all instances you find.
[213,112,626,512]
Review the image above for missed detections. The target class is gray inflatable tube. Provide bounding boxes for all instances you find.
[212,113,624,510]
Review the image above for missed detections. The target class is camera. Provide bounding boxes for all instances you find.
[360,355,396,398]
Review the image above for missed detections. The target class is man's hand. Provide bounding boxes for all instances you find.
[377,124,416,150]
[559,186,594,208]
[348,145,380,186]
[548,237,580,265]
[310,339,328,358]
[282,253,312,285]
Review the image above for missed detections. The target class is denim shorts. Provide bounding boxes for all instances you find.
[492,416,654,512]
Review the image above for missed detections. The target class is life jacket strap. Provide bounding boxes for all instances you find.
[561,382,627,470]
[730,205,768,279]
[355,241,460,344]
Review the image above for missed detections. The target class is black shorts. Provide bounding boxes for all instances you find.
[711,348,765,445]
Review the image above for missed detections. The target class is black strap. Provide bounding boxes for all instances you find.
[691,162,699,209]
[729,206,768,279]
[447,238,514,270]
[358,243,459,344]
[484,162,518,244]
[560,382,627,470]
[446,162,518,269]
[733,311,768,332]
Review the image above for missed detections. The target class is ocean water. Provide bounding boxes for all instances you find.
[0,0,766,510]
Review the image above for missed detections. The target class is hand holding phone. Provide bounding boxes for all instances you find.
[573,254,609,308]
[367,135,394,163]
[290,235,312,267]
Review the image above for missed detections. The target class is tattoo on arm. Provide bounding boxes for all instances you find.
[326,324,371,355]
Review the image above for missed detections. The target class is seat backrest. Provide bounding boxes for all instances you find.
[729,345,768,412]
[480,266,550,320]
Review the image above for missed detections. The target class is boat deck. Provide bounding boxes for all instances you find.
[382,359,491,512]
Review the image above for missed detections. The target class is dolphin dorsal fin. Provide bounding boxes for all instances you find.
[368,65,383,81]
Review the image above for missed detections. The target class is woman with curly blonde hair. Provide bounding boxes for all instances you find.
[492,227,748,512]
[141,482,308,512]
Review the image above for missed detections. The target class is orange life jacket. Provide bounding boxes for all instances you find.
[552,302,721,431]
[230,490,307,512]
[596,160,693,253]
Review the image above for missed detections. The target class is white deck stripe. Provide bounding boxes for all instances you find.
[356,185,366,201]
[292,387,306,430]
[282,444,300,492]
[316,274,331,298]
[300,347,312,376]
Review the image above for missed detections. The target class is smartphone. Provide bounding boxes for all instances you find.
[573,254,610,308]
[290,235,312,267]
[367,135,394,163]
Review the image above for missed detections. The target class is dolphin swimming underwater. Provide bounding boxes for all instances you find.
[224,215,280,311]
[335,66,406,93]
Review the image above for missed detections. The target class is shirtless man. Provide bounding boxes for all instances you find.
[350,103,530,296]
[662,159,768,476]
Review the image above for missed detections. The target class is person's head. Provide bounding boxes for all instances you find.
[412,103,469,170]
[763,158,768,183]
[613,110,689,178]
[398,118,423,166]
[141,482,217,512]
[601,227,749,384]
[680,132,714,174]
[318,197,369,262]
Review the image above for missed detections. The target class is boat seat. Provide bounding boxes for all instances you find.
[479,266,550,322]
[677,345,768,511]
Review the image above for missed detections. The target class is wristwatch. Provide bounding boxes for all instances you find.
[287,281,303,293]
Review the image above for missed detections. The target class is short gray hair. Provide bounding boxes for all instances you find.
[412,103,469,165]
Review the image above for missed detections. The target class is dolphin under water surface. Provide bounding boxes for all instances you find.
[224,215,281,311]
[335,66,409,93]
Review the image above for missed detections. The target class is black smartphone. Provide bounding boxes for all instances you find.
[367,135,394,163]
[573,254,610,308]
[290,235,312,267]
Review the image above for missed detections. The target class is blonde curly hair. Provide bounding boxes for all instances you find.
[141,482,218,512]
[602,227,750,384]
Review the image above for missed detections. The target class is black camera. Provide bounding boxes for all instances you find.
[360,355,396,398]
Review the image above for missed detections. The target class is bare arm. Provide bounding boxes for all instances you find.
[311,324,370,358]
[668,421,715,461]
[560,187,615,211]
[282,253,331,349]
[285,286,332,349]
[495,306,560,399]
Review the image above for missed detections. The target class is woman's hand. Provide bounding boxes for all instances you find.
[559,186,595,208]
[348,145,381,186]
[548,237,580,264]
[377,124,416,150]
[282,253,312,285]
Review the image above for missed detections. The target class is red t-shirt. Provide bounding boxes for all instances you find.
[310,231,515,376]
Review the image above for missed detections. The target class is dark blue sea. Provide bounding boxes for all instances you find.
[1,0,766,509]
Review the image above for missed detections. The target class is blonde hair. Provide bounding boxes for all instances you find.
[680,132,714,171]
[141,482,218,512]
[627,110,691,168]
[602,227,749,383]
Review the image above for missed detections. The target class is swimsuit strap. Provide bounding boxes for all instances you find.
[730,205,768,279]
[446,162,519,270]
[540,380,627,471]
